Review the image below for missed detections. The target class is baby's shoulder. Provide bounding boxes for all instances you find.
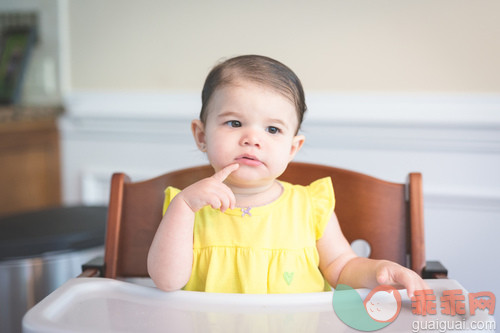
[281,177,333,198]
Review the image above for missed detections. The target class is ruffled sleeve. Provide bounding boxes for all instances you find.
[307,177,335,240]
[163,186,181,216]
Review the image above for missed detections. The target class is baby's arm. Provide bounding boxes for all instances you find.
[147,164,239,291]
[317,213,428,297]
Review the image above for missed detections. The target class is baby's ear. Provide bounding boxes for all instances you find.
[289,134,305,161]
[191,119,207,152]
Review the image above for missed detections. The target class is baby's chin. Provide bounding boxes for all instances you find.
[225,172,276,189]
[225,176,268,189]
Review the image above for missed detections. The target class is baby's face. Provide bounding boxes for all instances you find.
[194,80,304,189]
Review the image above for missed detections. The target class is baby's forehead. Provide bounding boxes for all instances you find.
[215,81,296,109]
[205,74,303,132]
[219,79,297,109]
[208,89,300,132]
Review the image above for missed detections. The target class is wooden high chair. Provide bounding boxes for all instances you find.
[81,162,447,279]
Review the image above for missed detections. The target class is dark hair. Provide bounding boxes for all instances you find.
[200,55,307,132]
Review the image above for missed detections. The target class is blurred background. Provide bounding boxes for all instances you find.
[1,0,499,331]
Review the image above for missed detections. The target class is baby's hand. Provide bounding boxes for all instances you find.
[375,260,429,298]
[177,163,239,213]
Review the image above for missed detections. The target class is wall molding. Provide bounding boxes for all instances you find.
[64,91,500,124]
[60,91,500,211]
[62,91,500,153]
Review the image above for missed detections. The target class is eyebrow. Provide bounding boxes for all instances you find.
[268,118,289,130]
[217,111,289,130]
[216,111,291,130]
[216,111,240,119]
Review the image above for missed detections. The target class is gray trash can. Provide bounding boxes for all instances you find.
[0,206,107,333]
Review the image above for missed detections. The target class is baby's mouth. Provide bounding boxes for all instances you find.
[235,154,263,166]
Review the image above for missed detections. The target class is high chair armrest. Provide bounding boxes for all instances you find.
[79,256,105,277]
[422,260,448,279]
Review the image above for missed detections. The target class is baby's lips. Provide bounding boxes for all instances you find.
[235,154,263,166]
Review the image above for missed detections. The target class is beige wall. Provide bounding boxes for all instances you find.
[68,0,500,93]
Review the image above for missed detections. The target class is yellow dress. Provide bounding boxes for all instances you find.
[162,177,335,294]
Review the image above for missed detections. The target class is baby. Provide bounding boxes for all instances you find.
[148,55,427,296]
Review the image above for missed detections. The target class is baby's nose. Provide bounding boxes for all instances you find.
[240,130,261,147]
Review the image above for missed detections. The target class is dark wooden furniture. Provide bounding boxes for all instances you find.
[0,107,62,217]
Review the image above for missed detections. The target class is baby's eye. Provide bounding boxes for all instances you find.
[226,120,242,128]
[266,126,280,134]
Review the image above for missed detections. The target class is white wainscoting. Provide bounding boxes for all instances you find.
[60,91,500,323]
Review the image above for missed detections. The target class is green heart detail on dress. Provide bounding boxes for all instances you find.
[283,272,294,285]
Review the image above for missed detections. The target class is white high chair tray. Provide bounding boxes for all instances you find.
[23,278,495,332]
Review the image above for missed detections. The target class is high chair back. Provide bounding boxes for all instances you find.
[95,162,427,279]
